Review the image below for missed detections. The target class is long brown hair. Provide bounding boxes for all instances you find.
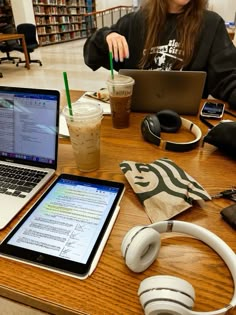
[139,0,208,69]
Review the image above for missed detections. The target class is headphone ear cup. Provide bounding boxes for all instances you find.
[138,275,195,315]
[141,114,161,144]
[121,226,161,273]
[121,226,144,257]
[156,109,182,133]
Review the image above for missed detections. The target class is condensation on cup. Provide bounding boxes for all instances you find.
[63,102,103,172]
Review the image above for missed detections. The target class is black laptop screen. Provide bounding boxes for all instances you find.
[0,87,59,168]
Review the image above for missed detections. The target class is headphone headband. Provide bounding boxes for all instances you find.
[122,220,236,314]
[143,116,202,152]
[151,221,236,303]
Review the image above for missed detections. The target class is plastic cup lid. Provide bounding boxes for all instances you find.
[63,102,103,120]
[107,74,134,85]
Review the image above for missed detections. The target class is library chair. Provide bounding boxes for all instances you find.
[14,23,42,67]
[0,24,21,64]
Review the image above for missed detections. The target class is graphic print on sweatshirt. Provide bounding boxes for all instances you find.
[146,39,184,70]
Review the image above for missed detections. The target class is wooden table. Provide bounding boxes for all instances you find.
[0,90,235,315]
[0,33,30,70]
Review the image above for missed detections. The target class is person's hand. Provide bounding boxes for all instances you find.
[106,32,129,62]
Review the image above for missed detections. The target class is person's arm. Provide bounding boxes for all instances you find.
[83,26,116,71]
[83,11,144,71]
[206,16,236,109]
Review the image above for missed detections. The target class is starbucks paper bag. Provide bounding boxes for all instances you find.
[120,158,211,222]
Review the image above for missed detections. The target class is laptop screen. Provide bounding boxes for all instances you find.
[0,87,60,169]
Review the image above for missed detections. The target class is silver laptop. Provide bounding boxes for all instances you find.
[119,69,206,115]
[0,86,60,229]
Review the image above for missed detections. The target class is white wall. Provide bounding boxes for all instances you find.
[208,0,235,22]
[95,1,134,28]
[96,1,235,22]
[96,1,132,11]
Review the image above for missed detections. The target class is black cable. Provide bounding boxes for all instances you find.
[200,109,236,129]
[199,115,214,129]
[224,109,236,118]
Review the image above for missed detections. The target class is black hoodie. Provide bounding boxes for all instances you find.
[84,10,236,109]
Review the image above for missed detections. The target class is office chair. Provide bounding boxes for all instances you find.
[0,24,22,64]
[14,23,42,67]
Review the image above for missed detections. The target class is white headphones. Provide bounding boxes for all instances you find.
[121,220,236,315]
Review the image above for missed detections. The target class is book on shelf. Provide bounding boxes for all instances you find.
[33,0,96,45]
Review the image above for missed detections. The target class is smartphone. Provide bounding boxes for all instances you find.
[200,101,225,118]
[0,174,125,279]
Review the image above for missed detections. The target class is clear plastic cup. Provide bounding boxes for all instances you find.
[63,102,103,172]
[226,21,235,40]
[106,74,135,128]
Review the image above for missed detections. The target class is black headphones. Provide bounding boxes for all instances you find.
[141,109,202,152]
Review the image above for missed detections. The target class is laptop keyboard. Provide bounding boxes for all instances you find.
[0,165,47,198]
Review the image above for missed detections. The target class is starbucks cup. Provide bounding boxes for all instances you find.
[63,102,103,172]
[106,74,135,128]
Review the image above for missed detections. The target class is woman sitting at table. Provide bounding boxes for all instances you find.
[83,0,236,109]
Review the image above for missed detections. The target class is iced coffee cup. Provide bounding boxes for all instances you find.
[106,74,135,128]
[63,102,103,172]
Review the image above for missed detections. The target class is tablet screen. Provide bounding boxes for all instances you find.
[0,174,125,278]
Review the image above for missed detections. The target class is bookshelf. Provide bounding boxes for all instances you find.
[0,0,15,31]
[32,0,96,46]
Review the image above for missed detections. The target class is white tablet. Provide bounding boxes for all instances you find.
[0,174,125,279]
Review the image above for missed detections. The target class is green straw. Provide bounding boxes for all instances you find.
[109,52,114,80]
[63,71,73,117]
